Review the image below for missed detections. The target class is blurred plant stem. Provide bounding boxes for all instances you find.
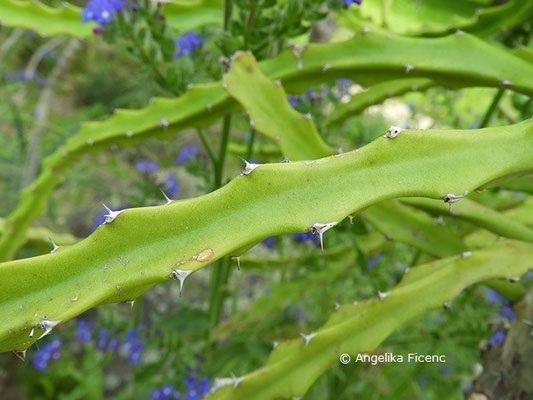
[20,38,81,189]
[208,0,234,331]
[479,87,505,128]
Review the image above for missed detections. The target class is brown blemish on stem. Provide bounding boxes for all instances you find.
[191,248,214,263]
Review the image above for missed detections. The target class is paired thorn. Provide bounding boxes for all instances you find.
[433,216,445,226]
[126,130,133,137]
[322,64,332,72]
[125,300,135,309]
[87,138,94,146]
[377,291,390,301]
[348,215,354,224]
[240,158,262,176]
[273,79,282,86]
[159,118,169,128]
[231,256,241,271]
[384,126,404,139]
[102,203,124,224]
[443,193,465,212]
[273,341,279,349]
[12,350,26,361]
[231,373,244,388]
[443,301,452,310]
[309,222,338,252]
[499,79,512,88]
[455,29,465,36]
[169,269,193,297]
[49,237,59,253]
[508,276,521,283]
[160,189,173,205]
[460,251,472,259]
[405,63,414,74]
[300,332,316,346]
[37,320,61,340]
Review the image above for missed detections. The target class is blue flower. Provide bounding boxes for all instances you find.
[174,32,203,58]
[121,329,145,365]
[32,339,62,371]
[288,95,302,108]
[489,330,505,345]
[366,253,383,268]
[77,320,94,343]
[176,145,199,165]
[81,0,125,24]
[337,78,352,96]
[469,123,479,129]
[136,159,159,174]
[183,375,211,400]
[485,288,504,304]
[499,305,515,321]
[3,70,46,85]
[417,375,428,386]
[292,232,319,246]
[149,384,181,400]
[262,236,276,250]
[96,328,109,350]
[344,0,362,6]
[164,174,180,198]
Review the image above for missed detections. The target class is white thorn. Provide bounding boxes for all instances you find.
[126,130,133,137]
[309,222,338,252]
[71,296,78,302]
[443,193,465,212]
[231,373,244,388]
[348,215,354,224]
[508,276,521,283]
[87,138,94,146]
[159,118,169,128]
[300,332,316,346]
[207,103,213,112]
[460,251,472,259]
[405,63,414,74]
[210,378,235,393]
[288,42,304,70]
[160,189,173,205]
[101,203,124,224]
[187,83,194,89]
[334,302,340,310]
[433,216,445,226]
[28,327,35,338]
[222,81,227,90]
[361,26,370,34]
[12,350,26,361]
[231,256,241,271]
[384,126,404,139]
[38,320,61,339]
[322,64,332,72]
[240,158,262,176]
[455,29,465,36]
[404,267,410,275]
[49,237,59,253]
[499,79,512,88]
[125,300,135,309]
[273,341,279,349]
[250,119,255,128]
[169,269,193,297]
[303,113,313,120]
[377,291,390,300]
[273,79,282,86]
[443,301,452,309]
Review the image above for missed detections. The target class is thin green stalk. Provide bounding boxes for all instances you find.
[246,128,257,160]
[243,1,259,50]
[479,87,505,128]
[223,0,233,31]
[197,129,217,167]
[214,115,232,188]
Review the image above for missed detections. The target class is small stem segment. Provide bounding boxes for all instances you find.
[479,88,505,128]
[243,1,259,50]
[246,128,257,160]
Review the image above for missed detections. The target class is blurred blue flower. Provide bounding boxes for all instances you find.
[81,0,125,24]
[337,78,352,96]
[441,364,451,378]
[3,70,46,86]
[149,384,181,400]
[107,337,119,351]
[183,375,211,400]
[417,375,428,386]
[176,145,199,165]
[174,32,203,58]
[366,253,383,269]
[96,328,109,350]
[121,329,145,365]
[32,339,62,371]
[469,123,479,129]
[485,288,504,304]
[136,159,159,174]
[489,330,505,345]
[165,174,180,198]
[77,320,94,343]
[293,232,319,246]
[264,288,272,295]
[288,95,302,108]
[499,305,515,321]
[345,0,363,6]
[262,236,276,250]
